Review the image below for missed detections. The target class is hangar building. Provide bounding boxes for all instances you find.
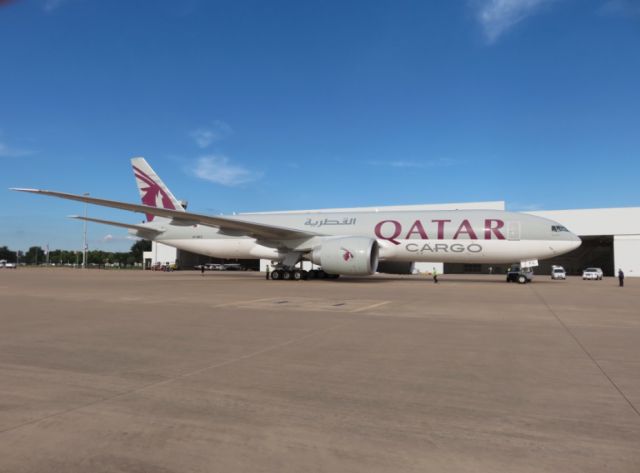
[144,202,640,277]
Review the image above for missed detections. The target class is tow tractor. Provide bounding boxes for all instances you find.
[506,259,538,284]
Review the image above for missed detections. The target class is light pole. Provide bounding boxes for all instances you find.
[82,193,89,269]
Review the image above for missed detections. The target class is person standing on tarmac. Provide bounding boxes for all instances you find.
[618,269,625,287]
[266,265,270,280]
[432,267,438,284]
[201,264,205,276]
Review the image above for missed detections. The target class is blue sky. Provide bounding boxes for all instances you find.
[1,0,639,251]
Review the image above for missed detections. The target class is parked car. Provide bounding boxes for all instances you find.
[582,267,603,280]
[551,266,566,280]
[506,266,534,284]
[194,263,226,271]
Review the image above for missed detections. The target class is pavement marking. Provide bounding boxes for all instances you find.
[350,300,391,313]
[212,297,276,308]
[530,285,640,419]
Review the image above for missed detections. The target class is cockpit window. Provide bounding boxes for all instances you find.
[551,225,569,232]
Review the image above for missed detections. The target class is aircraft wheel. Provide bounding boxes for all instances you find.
[308,270,318,279]
[282,270,292,281]
[518,275,527,284]
[271,270,282,280]
[292,270,303,281]
[317,270,326,279]
[300,270,309,280]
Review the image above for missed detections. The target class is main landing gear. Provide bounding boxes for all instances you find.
[269,269,340,281]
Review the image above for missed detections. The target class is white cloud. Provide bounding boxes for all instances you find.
[475,0,558,44]
[366,157,461,169]
[190,155,261,186]
[189,120,232,148]
[0,141,32,158]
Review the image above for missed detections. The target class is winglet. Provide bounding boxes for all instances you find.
[10,187,42,193]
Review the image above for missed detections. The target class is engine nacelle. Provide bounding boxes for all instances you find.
[309,237,379,275]
[376,261,415,275]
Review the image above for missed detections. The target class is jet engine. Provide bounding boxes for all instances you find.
[376,261,415,275]
[309,236,379,275]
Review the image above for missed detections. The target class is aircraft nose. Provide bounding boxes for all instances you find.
[550,233,581,256]
[569,233,582,250]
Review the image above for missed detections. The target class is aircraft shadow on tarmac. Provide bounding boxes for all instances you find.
[329,276,514,284]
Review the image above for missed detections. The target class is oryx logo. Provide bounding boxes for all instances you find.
[341,248,354,262]
[133,166,176,221]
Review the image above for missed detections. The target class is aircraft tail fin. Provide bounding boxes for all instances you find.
[131,157,185,222]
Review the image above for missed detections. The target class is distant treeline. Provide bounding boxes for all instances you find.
[0,240,151,266]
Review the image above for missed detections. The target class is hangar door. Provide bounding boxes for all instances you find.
[536,235,614,276]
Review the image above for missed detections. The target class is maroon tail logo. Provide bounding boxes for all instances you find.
[341,248,354,262]
[133,166,176,222]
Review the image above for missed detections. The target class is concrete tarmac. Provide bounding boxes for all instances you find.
[0,268,638,473]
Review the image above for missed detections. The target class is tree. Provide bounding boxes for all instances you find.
[130,239,151,262]
[0,246,15,262]
[25,246,45,265]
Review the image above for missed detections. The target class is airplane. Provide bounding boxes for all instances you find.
[12,157,582,281]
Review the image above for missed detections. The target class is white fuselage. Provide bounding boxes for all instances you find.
[160,237,579,264]
[149,209,582,264]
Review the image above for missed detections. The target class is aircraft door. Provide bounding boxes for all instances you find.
[507,221,521,241]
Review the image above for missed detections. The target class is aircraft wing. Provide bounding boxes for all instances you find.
[69,215,162,235]
[12,188,318,241]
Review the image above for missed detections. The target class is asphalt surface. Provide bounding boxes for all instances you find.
[0,268,638,473]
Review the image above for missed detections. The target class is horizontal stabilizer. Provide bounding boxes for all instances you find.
[69,215,161,234]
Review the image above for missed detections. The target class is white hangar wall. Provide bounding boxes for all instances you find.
[526,207,640,237]
[143,242,179,269]
[614,236,640,278]
[246,201,505,215]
